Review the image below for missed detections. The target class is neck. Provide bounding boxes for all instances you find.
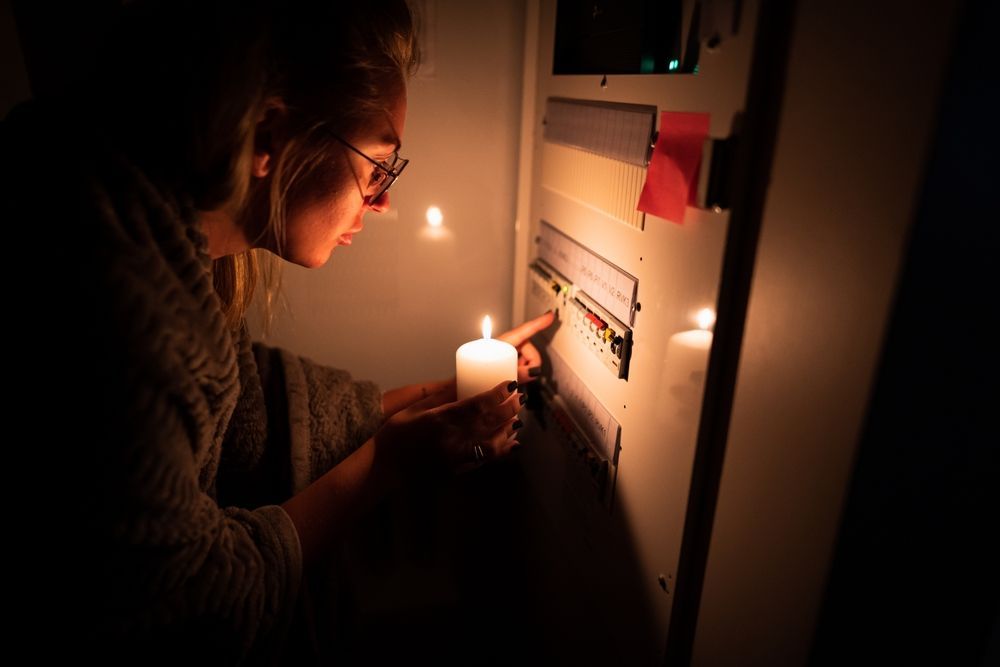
[199,208,250,260]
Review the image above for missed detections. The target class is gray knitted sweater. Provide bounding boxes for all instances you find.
[8,109,384,662]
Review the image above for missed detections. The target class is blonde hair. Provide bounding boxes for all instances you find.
[208,1,420,331]
[94,1,418,331]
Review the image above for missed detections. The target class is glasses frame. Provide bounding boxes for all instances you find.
[331,135,409,202]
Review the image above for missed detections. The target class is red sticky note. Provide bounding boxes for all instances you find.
[637,111,710,224]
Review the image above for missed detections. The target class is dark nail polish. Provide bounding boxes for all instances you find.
[512,419,523,430]
[519,394,527,405]
[528,366,542,378]
[507,380,518,393]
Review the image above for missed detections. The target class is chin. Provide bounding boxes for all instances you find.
[289,249,333,269]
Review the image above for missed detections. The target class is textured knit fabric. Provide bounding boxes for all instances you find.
[4,102,383,663]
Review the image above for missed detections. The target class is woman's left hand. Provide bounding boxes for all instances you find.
[496,310,557,384]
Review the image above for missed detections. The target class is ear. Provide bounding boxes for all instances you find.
[252,97,288,179]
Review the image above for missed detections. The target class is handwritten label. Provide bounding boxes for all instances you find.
[538,222,637,325]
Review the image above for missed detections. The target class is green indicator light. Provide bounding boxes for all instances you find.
[640,55,655,73]
[668,59,679,71]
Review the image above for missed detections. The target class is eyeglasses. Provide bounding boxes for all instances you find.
[331,134,409,202]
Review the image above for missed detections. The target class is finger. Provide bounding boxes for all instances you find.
[498,389,525,426]
[516,362,534,385]
[519,341,542,367]
[469,389,524,437]
[502,432,522,456]
[497,310,556,347]
[408,385,455,412]
[447,378,518,425]
[482,416,523,457]
[478,379,519,405]
[516,342,544,384]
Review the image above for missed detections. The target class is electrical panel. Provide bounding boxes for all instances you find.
[511,0,758,661]
[535,346,621,508]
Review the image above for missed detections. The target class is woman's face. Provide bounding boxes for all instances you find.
[280,91,408,268]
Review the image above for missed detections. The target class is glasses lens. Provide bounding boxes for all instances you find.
[381,152,400,171]
[369,168,389,191]
[371,157,407,201]
[371,174,393,201]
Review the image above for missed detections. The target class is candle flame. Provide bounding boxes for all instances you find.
[696,308,716,331]
[482,315,492,340]
[426,206,443,227]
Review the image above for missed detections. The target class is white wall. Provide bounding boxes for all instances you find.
[250,0,526,392]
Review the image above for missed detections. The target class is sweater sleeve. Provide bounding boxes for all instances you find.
[217,325,385,503]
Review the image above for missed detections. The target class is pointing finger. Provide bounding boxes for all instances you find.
[497,311,556,347]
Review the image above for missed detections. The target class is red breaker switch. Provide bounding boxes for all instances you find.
[594,318,607,339]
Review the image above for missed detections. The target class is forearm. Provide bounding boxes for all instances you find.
[280,436,398,567]
[381,377,454,418]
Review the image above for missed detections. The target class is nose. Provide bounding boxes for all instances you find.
[366,191,390,213]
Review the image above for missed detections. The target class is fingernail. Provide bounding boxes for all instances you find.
[528,367,542,378]
[519,394,527,405]
[512,419,523,430]
[507,380,518,393]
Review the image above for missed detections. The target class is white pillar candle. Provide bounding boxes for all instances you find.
[657,308,716,441]
[456,316,518,400]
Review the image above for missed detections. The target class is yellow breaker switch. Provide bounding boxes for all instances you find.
[603,328,615,343]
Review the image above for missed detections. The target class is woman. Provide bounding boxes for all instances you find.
[4,0,553,662]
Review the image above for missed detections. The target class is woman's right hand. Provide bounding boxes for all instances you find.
[373,379,524,475]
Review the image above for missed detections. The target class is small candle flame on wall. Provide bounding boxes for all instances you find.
[426,206,443,227]
[482,315,493,339]
[696,308,716,331]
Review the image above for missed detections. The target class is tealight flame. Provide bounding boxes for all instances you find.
[482,315,492,340]
[696,308,716,331]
